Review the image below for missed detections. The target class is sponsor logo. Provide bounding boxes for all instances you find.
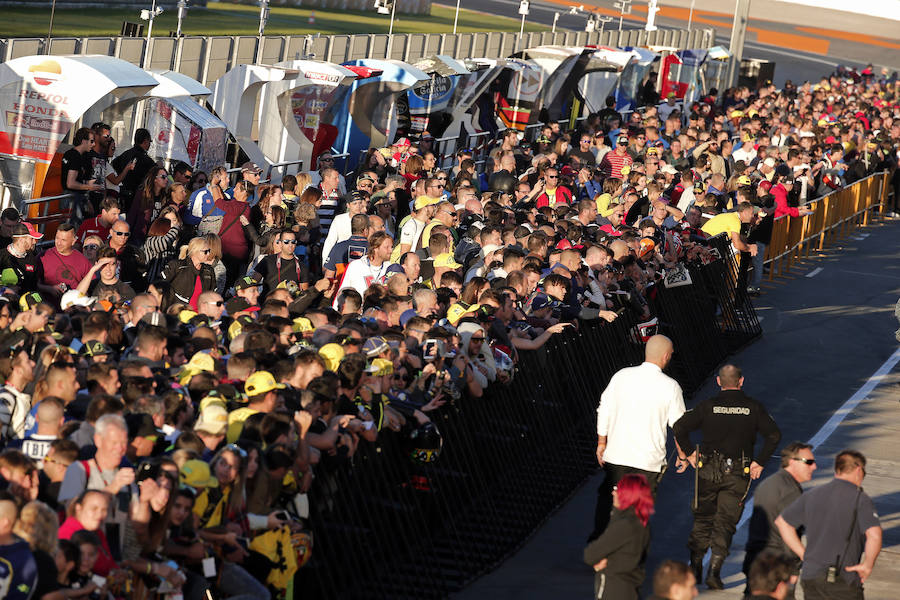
[28,59,62,86]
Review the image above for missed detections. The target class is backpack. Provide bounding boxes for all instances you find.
[197,212,224,236]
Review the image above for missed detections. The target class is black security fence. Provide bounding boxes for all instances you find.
[300,243,761,599]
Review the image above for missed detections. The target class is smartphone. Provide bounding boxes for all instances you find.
[274,511,290,521]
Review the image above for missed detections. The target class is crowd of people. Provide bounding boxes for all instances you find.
[0,64,894,599]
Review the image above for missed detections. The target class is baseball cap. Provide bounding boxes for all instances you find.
[781,174,796,185]
[616,135,629,147]
[241,161,263,175]
[348,189,369,204]
[235,275,261,291]
[414,196,440,211]
[318,343,345,372]
[177,352,216,385]
[194,404,228,436]
[763,157,776,168]
[181,459,218,489]
[529,293,559,313]
[737,175,753,186]
[660,164,678,175]
[244,370,285,396]
[693,182,706,194]
[12,222,42,240]
[60,289,96,311]
[19,292,43,312]
[394,137,412,148]
[362,336,390,358]
[79,340,112,358]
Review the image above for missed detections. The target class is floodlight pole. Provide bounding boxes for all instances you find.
[257,0,270,64]
[453,0,461,34]
[46,0,57,52]
[687,0,696,30]
[176,0,188,37]
[386,0,397,57]
[552,12,559,33]
[517,0,529,52]
[726,0,751,87]
[142,0,159,69]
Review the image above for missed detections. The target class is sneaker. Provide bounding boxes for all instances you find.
[747,286,761,297]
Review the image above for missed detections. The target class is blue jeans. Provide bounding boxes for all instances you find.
[220,561,271,600]
[750,241,767,288]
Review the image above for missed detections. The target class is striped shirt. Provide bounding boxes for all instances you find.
[317,187,343,235]
[0,384,30,445]
[599,150,633,180]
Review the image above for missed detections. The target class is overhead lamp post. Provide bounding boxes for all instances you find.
[453,0,461,34]
[375,0,397,57]
[612,0,631,32]
[140,0,164,68]
[175,0,188,37]
[552,12,559,33]
[645,0,659,31]
[687,0,696,30]
[46,0,58,52]
[517,0,529,52]
[595,14,612,38]
[256,0,270,63]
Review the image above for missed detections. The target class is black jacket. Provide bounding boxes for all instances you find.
[673,389,781,465]
[159,257,217,310]
[111,146,156,196]
[583,508,650,600]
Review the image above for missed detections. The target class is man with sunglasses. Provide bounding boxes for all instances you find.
[252,229,309,297]
[776,450,882,600]
[321,190,370,266]
[107,220,144,291]
[535,168,573,210]
[743,442,817,599]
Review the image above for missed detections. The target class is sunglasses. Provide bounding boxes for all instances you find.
[224,443,248,458]
[792,457,816,465]
[436,176,448,180]
[113,231,130,237]
[282,239,298,245]
[83,244,99,251]
[546,175,559,179]
[470,336,485,342]
[204,300,224,307]
[156,174,168,180]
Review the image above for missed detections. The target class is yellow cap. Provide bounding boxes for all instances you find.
[318,343,345,372]
[244,370,286,396]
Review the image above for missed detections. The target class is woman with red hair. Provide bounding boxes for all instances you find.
[584,473,654,599]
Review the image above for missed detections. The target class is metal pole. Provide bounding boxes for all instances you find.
[142,0,157,69]
[386,0,396,57]
[46,0,57,53]
[687,0,696,30]
[453,0,461,34]
[519,13,526,49]
[726,0,751,88]
[552,12,559,33]
[176,0,187,37]
[256,0,269,64]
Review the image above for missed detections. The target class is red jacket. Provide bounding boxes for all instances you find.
[772,183,800,218]
[535,185,573,209]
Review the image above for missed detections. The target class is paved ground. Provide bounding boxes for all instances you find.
[455,214,900,599]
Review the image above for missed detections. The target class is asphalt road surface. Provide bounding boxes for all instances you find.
[439,0,900,87]
[454,212,900,599]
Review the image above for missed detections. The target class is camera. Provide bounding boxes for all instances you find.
[826,565,838,583]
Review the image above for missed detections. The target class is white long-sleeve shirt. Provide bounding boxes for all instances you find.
[596,362,685,472]
[334,256,392,308]
[321,212,353,266]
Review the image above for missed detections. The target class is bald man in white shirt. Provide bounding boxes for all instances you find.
[589,334,686,540]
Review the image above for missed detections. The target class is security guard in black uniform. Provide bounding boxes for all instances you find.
[673,364,781,590]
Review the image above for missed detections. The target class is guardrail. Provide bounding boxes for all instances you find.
[763,172,889,281]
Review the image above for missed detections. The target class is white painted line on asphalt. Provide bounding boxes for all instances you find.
[839,269,900,281]
[806,267,823,278]
[857,233,870,238]
[734,346,900,532]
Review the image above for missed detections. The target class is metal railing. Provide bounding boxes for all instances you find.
[763,171,889,282]
[300,245,760,597]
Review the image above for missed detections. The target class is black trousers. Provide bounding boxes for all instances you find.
[802,577,864,600]
[688,472,750,558]
[589,462,661,541]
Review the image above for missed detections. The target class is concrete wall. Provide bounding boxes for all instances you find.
[0,27,716,87]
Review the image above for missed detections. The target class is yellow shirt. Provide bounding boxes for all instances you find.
[701,212,742,238]
[193,484,230,529]
[595,193,618,217]
[226,406,259,444]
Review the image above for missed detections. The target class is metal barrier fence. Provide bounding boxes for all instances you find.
[0,27,716,88]
[764,171,889,281]
[298,246,762,598]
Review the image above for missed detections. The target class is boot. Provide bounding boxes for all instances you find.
[689,552,705,586]
[706,554,725,590]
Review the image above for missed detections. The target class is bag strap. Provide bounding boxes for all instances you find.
[837,488,862,568]
[218,210,243,238]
